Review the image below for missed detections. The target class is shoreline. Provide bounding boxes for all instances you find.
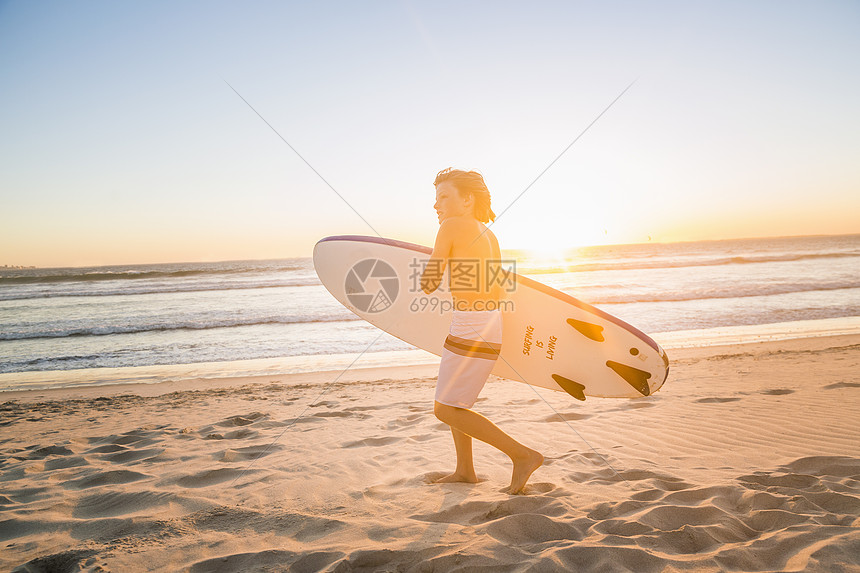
[4,332,859,403]
[2,316,860,396]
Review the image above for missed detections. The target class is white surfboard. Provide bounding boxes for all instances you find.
[313,235,669,400]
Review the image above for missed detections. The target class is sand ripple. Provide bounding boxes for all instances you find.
[2,338,860,571]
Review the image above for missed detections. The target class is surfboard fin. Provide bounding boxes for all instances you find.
[552,374,586,401]
[566,318,605,342]
[606,361,652,396]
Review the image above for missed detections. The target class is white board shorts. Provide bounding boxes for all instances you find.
[435,310,503,408]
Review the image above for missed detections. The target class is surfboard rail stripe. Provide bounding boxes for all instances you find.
[318,235,663,355]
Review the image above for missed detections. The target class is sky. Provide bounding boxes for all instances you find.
[1,0,858,267]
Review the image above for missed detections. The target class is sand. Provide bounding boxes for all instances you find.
[2,335,859,572]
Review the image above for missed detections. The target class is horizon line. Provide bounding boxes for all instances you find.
[3,232,859,271]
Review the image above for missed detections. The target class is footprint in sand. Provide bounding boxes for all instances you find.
[412,495,561,526]
[223,428,259,440]
[342,436,402,448]
[763,388,794,395]
[86,444,127,454]
[2,486,50,504]
[217,412,268,427]
[737,472,820,491]
[823,381,860,390]
[188,550,340,573]
[661,485,738,506]
[591,518,654,537]
[104,433,158,448]
[72,490,173,518]
[103,448,164,464]
[174,467,255,488]
[542,412,592,422]
[517,482,556,495]
[483,512,586,544]
[626,401,656,410]
[630,489,665,502]
[27,445,75,458]
[63,469,150,490]
[312,411,362,419]
[218,444,281,462]
[695,397,742,403]
[781,455,860,477]
[384,413,424,429]
[551,455,860,567]
[13,549,100,572]
[345,404,388,413]
[611,468,695,492]
[587,499,652,520]
[43,456,88,470]
[188,505,344,542]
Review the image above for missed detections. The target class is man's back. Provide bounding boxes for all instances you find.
[444,217,502,310]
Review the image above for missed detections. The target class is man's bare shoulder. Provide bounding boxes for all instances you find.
[486,227,501,259]
[438,216,476,238]
[439,216,474,229]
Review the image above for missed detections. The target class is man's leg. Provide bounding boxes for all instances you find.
[434,401,542,493]
[434,427,478,483]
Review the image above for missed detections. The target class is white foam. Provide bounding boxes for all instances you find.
[3,318,860,393]
[0,349,440,393]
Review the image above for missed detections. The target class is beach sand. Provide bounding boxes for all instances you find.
[2,335,859,572]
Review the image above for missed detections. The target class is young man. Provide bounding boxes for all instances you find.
[421,168,543,495]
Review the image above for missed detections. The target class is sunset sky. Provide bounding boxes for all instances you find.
[1,1,858,267]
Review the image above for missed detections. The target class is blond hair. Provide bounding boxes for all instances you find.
[433,168,496,223]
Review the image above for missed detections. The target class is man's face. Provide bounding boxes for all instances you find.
[434,181,469,224]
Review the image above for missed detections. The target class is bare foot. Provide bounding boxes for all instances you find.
[434,471,479,484]
[506,449,543,494]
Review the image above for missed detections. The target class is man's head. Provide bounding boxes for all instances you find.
[433,168,496,223]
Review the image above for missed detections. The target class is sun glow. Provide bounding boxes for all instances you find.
[501,219,610,257]
[1,3,856,268]
[521,244,575,262]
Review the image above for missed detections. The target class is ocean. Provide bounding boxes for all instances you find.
[2,234,859,391]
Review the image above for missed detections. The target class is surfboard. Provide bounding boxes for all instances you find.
[313,235,669,400]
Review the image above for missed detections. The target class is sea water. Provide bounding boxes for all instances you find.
[1,234,859,390]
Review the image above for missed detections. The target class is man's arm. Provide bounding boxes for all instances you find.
[420,220,456,294]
